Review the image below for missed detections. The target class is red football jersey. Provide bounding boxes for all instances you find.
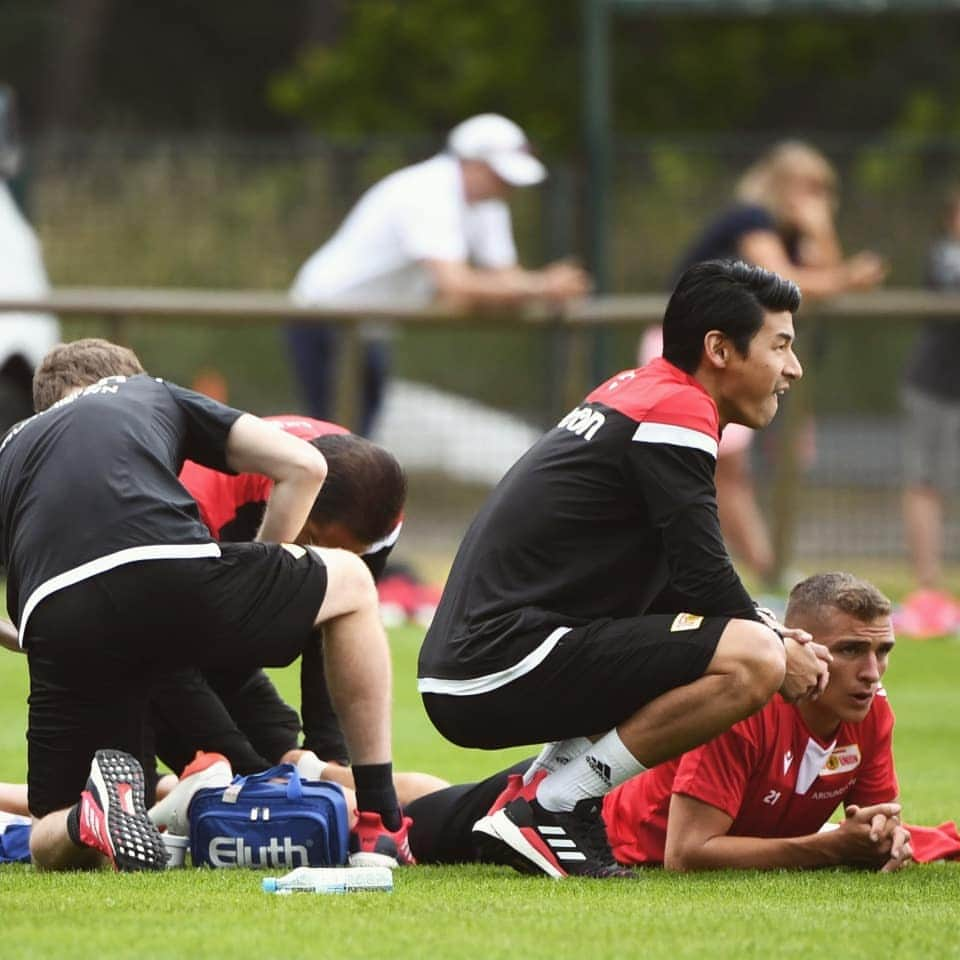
[179,415,348,540]
[603,692,898,865]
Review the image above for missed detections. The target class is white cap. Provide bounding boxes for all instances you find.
[447,113,546,187]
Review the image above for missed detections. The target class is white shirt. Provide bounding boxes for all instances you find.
[290,154,518,308]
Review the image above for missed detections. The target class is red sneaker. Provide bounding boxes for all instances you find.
[486,770,547,818]
[894,589,960,639]
[349,811,416,868]
[78,749,168,871]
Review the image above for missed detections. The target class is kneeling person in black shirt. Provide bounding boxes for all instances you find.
[3,338,412,871]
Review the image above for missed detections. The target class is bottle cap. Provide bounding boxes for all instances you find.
[262,878,278,893]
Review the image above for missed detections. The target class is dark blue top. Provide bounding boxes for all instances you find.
[673,203,798,284]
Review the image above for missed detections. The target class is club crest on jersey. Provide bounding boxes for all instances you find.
[820,744,861,776]
[670,613,703,632]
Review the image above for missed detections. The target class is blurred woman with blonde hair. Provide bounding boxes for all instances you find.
[642,141,886,585]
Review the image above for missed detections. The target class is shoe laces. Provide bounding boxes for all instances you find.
[568,799,617,866]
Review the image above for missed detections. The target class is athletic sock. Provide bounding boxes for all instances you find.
[66,801,83,847]
[522,737,593,785]
[352,762,402,831]
[536,729,646,813]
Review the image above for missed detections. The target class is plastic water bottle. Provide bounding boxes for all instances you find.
[262,866,394,895]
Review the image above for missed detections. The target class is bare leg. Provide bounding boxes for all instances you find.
[716,449,774,583]
[903,486,943,588]
[30,809,103,871]
[0,782,29,817]
[308,548,392,766]
[536,619,785,812]
[617,618,784,767]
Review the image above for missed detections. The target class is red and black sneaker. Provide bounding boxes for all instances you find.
[472,796,634,880]
[78,750,168,872]
[485,770,547,819]
[349,811,416,868]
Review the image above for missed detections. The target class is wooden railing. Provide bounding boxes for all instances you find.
[1,286,957,580]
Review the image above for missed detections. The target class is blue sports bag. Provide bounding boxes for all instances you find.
[189,764,349,869]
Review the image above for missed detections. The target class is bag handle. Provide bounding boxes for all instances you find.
[228,763,304,802]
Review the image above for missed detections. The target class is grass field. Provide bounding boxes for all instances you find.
[1,625,959,959]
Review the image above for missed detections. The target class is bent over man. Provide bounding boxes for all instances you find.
[2,339,411,871]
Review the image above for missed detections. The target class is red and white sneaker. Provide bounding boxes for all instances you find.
[485,770,547,819]
[78,749,168,872]
[148,750,232,835]
[472,796,634,880]
[349,811,416,868]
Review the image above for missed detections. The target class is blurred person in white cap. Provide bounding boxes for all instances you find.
[288,113,589,436]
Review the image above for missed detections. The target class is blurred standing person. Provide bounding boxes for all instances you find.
[288,113,588,436]
[0,86,58,433]
[664,141,886,585]
[897,189,960,638]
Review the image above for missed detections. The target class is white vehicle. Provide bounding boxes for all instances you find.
[0,181,58,431]
[0,87,58,432]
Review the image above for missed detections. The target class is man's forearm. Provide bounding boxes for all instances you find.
[666,831,842,871]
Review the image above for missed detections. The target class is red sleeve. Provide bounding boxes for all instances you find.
[672,717,763,820]
[846,695,899,807]
[264,415,349,440]
[180,461,272,539]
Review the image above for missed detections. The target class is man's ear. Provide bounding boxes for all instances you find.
[703,330,728,369]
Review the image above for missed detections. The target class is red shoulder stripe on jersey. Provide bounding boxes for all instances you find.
[264,415,349,440]
[585,359,719,442]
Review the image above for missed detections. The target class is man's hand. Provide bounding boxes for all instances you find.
[829,804,913,871]
[0,618,22,654]
[538,261,591,302]
[779,633,831,702]
[755,606,831,701]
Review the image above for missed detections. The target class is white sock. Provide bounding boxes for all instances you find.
[536,729,645,813]
[522,737,593,785]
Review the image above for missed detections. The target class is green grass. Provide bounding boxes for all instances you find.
[0,627,959,959]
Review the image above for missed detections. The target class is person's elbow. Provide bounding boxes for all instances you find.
[663,835,709,872]
[282,445,328,490]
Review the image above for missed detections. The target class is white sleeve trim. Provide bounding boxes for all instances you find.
[19,542,222,645]
[632,422,718,459]
[417,626,572,696]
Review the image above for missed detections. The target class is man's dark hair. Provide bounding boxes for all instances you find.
[33,338,145,412]
[785,572,892,630]
[309,434,406,545]
[662,259,801,373]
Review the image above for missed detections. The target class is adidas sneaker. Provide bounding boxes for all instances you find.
[473,796,634,879]
[77,749,168,872]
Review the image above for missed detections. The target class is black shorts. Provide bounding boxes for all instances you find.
[422,614,728,750]
[406,760,531,865]
[144,667,301,787]
[26,542,326,818]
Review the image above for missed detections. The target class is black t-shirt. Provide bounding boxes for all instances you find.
[0,374,244,637]
[418,359,758,685]
[903,238,960,401]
